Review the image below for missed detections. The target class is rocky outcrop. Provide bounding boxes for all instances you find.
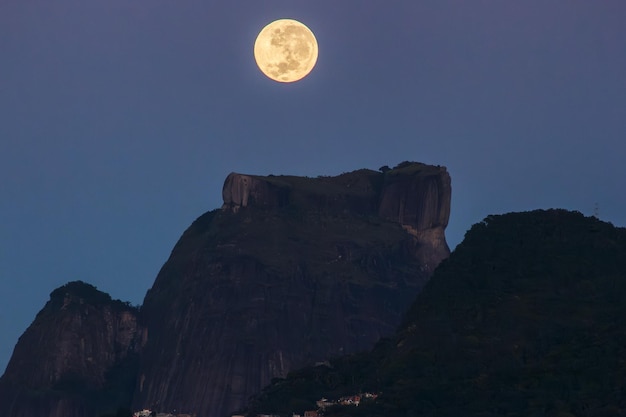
[133,162,451,417]
[222,173,290,212]
[0,161,452,417]
[0,281,144,417]
[378,162,451,271]
[222,162,451,271]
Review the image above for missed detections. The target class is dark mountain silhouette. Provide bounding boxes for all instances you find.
[133,162,451,417]
[0,161,451,417]
[0,281,144,417]
[244,209,626,417]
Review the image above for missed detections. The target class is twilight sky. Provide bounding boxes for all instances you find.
[1,0,624,373]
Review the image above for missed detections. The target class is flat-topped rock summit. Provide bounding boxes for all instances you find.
[1,161,452,417]
[221,162,451,270]
[136,162,451,417]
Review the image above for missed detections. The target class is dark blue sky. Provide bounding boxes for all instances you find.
[1,0,624,373]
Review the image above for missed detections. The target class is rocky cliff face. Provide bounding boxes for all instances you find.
[0,162,452,417]
[378,164,451,271]
[134,162,451,417]
[0,281,144,417]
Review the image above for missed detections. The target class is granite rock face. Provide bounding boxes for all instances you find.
[0,281,144,417]
[0,162,452,417]
[133,162,451,417]
[378,165,451,271]
[222,173,290,212]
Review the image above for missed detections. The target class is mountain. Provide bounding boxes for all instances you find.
[0,161,452,417]
[0,281,144,417]
[132,162,451,417]
[245,209,626,417]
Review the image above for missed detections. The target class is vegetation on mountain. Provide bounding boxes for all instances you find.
[43,280,138,313]
[244,210,626,417]
[13,166,624,417]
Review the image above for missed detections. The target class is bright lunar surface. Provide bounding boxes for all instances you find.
[254,19,318,83]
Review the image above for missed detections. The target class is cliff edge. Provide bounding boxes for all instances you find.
[134,161,451,417]
[221,161,450,272]
[0,161,452,417]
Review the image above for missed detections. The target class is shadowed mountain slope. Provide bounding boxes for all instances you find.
[0,162,451,417]
[0,281,144,417]
[245,209,626,417]
[133,162,451,417]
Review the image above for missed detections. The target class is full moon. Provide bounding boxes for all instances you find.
[254,19,318,83]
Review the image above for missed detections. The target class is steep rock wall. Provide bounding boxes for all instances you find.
[134,162,452,417]
[0,282,144,417]
[378,164,451,271]
[222,173,290,212]
[0,162,452,417]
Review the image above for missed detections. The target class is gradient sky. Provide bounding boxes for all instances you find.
[1,0,625,373]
